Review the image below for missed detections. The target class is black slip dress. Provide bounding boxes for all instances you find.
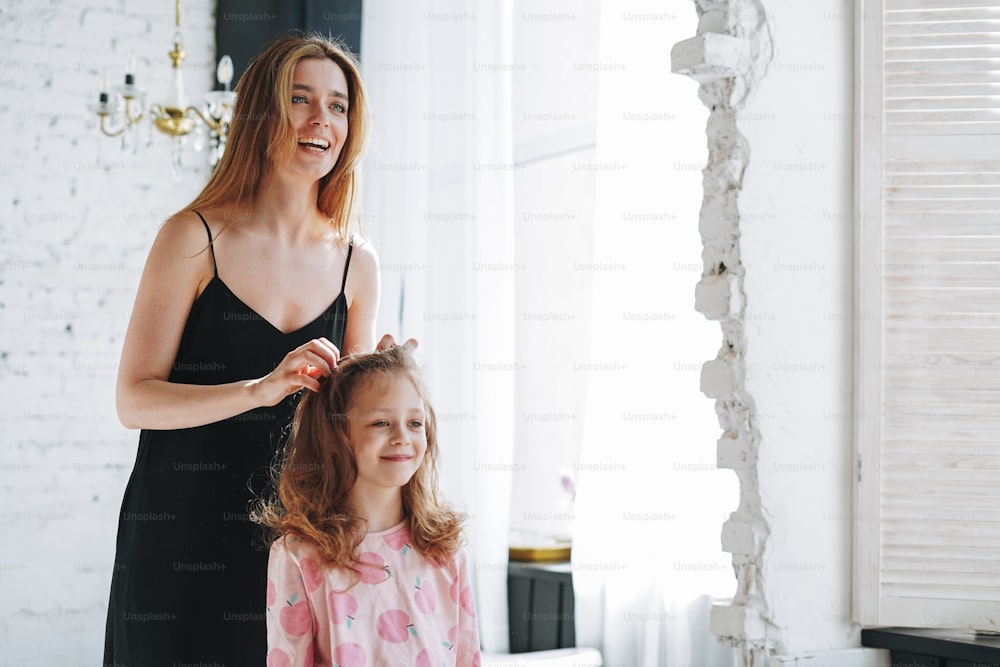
[103,212,352,666]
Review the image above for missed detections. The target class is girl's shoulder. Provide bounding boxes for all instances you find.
[269,533,320,563]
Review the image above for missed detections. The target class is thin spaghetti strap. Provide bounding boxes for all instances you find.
[193,210,218,277]
[339,235,354,294]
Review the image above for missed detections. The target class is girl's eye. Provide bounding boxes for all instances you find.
[372,420,389,427]
[331,102,346,113]
[409,420,424,428]
[292,95,307,104]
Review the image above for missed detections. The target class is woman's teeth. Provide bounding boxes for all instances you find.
[298,138,329,151]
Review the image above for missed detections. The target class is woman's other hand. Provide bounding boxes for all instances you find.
[376,333,419,353]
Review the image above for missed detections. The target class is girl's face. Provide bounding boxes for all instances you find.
[346,374,428,494]
[286,57,350,179]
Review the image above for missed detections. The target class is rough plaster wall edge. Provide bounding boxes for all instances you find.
[672,0,777,664]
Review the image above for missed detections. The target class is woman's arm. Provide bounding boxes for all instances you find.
[115,212,339,430]
[340,238,422,355]
[341,238,380,356]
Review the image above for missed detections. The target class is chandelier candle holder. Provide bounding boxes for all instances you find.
[91,0,236,178]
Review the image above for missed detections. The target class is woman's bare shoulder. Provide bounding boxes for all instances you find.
[136,209,221,298]
[154,209,216,254]
[346,234,378,271]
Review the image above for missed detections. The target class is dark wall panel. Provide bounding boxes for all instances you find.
[216,0,363,88]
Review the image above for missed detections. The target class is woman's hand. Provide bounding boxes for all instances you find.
[252,335,418,408]
[376,333,419,353]
[251,337,341,406]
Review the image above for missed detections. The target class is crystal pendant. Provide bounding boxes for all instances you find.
[192,122,205,152]
[171,136,184,182]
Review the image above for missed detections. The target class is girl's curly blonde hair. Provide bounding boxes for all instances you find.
[255,346,465,577]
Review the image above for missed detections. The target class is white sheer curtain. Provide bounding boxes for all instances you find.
[571,1,739,665]
[363,0,739,661]
[361,0,515,651]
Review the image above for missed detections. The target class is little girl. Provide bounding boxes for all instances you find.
[257,345,481,666]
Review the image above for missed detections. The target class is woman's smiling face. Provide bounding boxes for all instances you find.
[286,57,350,179]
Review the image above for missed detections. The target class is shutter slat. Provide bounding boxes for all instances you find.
[884,480,999,497]
[887,183,1000,196]
[887,274,1000,287]
[887,0,1000,9]
[884,375,1000,389]
[888,71,1000,86]
[885,323,996,336]
[888,95,1000,110]
[883,235,1000,249]
[888,394,1000,407]
[884,331,1000,351]
[884,157,1000,171]
[884,53,1000,68]
[883,570,1000,586]
[887,120,1000,136]
[885,447,1000,461]
[882,581,1000,600]
[888,82,1000,96]
[886,195,1000,209]
[887,31,1000,46]
[881,454,1000,469]
[885,522,1000,537]
[886,13,1000,26]
[882,532,1000,549]
[885,135,1000,159]
[884,545,1000,560]
[885,314,1000,326]
[885,288,1000,304]
[886,171,1000,184]
[885,34,1000,50]
[881,585,1000,603]
[887,220,1000,235]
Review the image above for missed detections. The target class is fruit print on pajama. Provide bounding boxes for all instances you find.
[333,641,366,667]
[413,576,437,614]
[385,529,412,555]
[280,592,312,635]
[376,608,416,642]
[356,551,391,584]
[330,591,358,628]
[266,521,481,665]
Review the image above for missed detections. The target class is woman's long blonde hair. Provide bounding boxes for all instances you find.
[183,33,369,235]
[256,347,465,577]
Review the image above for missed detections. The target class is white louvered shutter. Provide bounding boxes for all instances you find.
[854,0,1000,629]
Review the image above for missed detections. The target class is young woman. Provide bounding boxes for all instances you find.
[259,345,480,666]
[104,34,392,665]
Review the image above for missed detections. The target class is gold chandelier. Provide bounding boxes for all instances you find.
[92,0,236,178]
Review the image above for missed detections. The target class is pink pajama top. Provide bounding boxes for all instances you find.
[266,521,481,667]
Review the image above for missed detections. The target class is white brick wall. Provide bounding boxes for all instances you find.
[0,1,215,663]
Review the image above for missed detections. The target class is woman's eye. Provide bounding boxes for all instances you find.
[331,102,346,113]
[292,95,307,104]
